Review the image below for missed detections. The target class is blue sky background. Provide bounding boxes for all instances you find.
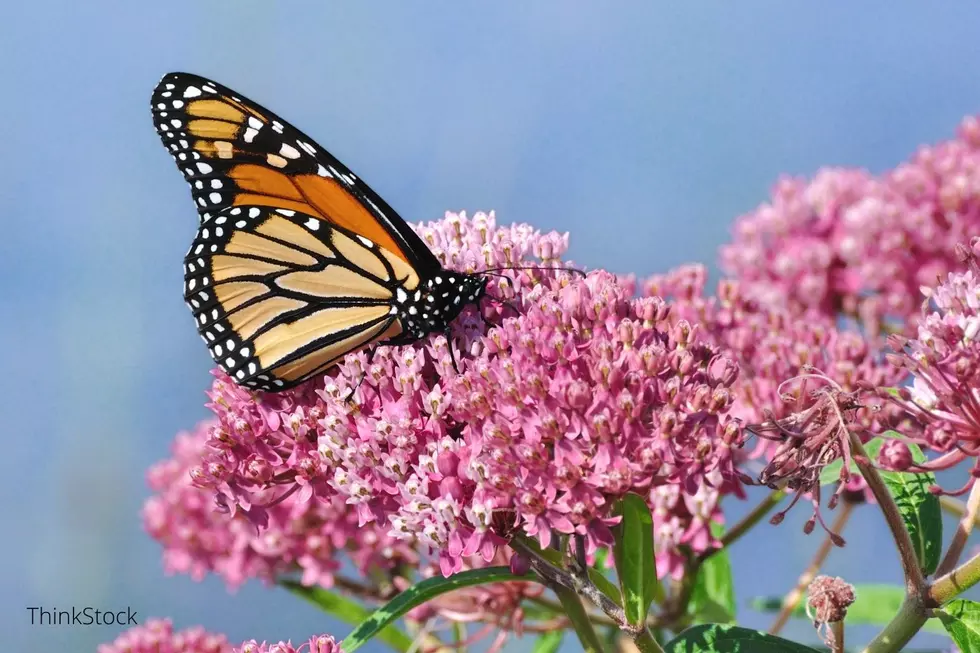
[5,2,980,650]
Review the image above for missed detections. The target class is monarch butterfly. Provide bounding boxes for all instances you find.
[150,73,491,392]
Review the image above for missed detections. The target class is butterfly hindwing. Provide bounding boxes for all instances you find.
[183,204,413,391]
[152,72,443,276]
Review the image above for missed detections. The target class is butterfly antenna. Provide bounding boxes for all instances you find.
[480,264,586,278]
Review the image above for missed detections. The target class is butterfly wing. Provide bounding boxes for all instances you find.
[152,72,442,277]
[184,204,422,391]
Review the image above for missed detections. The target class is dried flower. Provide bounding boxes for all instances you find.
[807,575,856,650]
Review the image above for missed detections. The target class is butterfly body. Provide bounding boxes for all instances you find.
[153,72,488,392]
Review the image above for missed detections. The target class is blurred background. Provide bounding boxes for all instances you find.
[5,2,980,650]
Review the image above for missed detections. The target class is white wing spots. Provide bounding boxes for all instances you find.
[236,370,246,380]
[202,213,212,222]
[244,128,259,143]
[248,362,257,375]
[304,218,319,231]
[195,181,203,189]
[212,309,219,320]
[165,83,175,90]
[156,103,165,109]
[248,208,261,218]
[248,116,263,129]
[170,119,183,128]
[435,276,443,284]
[279,143,301,159]
[196,162,213,174]
[274,380,284,387]
[225,357,235,367]
[172,100,185,109]
[236,220,247,228]
[179,139,189,149]
[209,192,222,204]
[199,291,209,300]
[298,140,316,155]
[215,216,227,224]
[226,339,235,349]
[202,277,210,286]
[161,91,172,98]
[183,86,202,98]
[396,288,408,303]
[414,290,422,301]
[194,244,204,254]
[210,244,218,252]
[215,344,224,356]
[196,197,207,207]
[357,235,374,248]
[266,154,288,168]
[230,207,242,215]
[317,164,332,177]
[201,229,210,239]
[215,227,224,237]
[240,347,251,357]
[341,173,355,185]
[275,209,296,217]
[177,153,187,161]
[214,324,225,333]
[409,306,418,315]
[389,305,398,314]
[271,120,285,134]
[203,84,218,94]
[206,331,216,341]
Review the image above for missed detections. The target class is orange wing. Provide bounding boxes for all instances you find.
[151,72,442,275]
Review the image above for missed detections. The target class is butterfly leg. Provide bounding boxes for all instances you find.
[343,348,377,404]
[445,326,460,374]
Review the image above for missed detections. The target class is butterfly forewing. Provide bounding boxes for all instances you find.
[151,72,442,275]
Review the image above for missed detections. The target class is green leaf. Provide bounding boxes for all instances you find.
[689,524,736,624]
[341,567,538,653]
[749,584,948,635]
[938,600,980,652]
[664,624,820,653]
[531,630,564,653]
[819,434,942,575]
[873,438,942,576]
[612,493,661,626]
[280,580,414,653]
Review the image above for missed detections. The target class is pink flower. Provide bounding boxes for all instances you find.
[144,421,416,590]
[180,212,745,578]
[720,114,980,334]
[98,618,231,653]
[235,635,342,653]
[885,244,980,494]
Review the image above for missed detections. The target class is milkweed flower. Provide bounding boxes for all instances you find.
[180,211,745,580]
[884,243,980,494]
[720,114,980,333]
[144,420,417,590]
[98,618,231,653]
[236,635,343,653]
[644,265,913,533]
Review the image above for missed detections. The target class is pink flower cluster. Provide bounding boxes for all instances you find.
[720,115,980,333]
[171,212,744,581]
[144,420,416,590]
[97,618,231,653]
[887,244,980,493]
[644,265,913,531]
[97,619,342,653]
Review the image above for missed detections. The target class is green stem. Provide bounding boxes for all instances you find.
[553,583,607,653]
[930,549,980,605]
[699,488,786,563]
[860,594,927,653]
[632,627,667,653]
[849,431,926,595]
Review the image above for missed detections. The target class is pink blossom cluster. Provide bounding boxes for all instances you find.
[644,265,914,531]
[720,115,980,333]
[176,212,744,580]
[887,244,980,493]
[97,619,342,653]
[144,420,417,590]
[644,264,910,447]
[97,618,231,653]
